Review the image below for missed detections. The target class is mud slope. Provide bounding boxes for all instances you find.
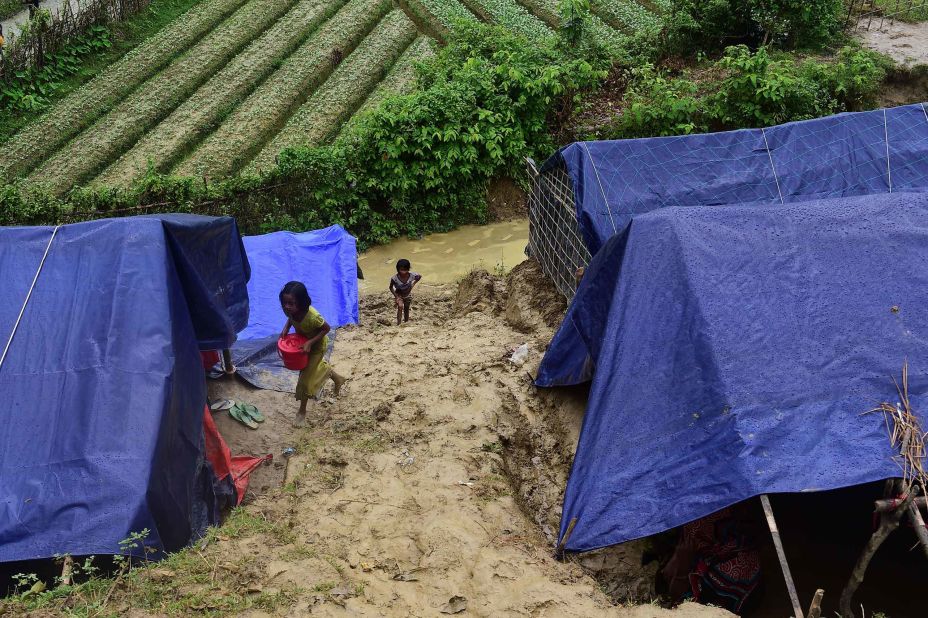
[187,260,730,616]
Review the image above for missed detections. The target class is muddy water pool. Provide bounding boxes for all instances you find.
[357,219,528,294]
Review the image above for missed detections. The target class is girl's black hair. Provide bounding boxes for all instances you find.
[279,281,311,312]
[396,259,411,271]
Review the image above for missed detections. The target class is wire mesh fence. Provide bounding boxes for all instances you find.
[526,157,590,302]
[846,0,928,30]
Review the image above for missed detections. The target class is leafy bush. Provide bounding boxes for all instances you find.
[604,45,888,139]
[662,0,844,55]
[0,25,111,113]
[607,64,707,138]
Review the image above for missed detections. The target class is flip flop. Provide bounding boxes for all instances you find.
[240,403,265,423]
[229,404,258,430]
[210,399,235,411]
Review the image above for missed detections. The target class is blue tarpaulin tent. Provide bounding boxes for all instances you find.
[0,215,249,562]
[238,225,358,341]
[230,226,359,392]
[538,103,928,387]
[553,194,928,551]
[534,104,928,552]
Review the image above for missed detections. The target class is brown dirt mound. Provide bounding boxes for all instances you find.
[487,177,528,222]
[504,259,567,332]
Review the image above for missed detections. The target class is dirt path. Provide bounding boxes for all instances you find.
[198,262,731,617]
[857,18,928,67]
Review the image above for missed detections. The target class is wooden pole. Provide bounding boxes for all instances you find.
[806,588,824,618]
[906,500,928,560]
[839,487,914,618]
[874,496,927,512]
[760,495,804,618]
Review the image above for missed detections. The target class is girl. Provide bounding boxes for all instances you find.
[279,281,347,417]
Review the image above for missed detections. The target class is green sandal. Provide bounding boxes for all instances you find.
[240,403,264,423]
[229,403,258,430]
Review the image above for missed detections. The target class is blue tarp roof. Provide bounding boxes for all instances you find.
[0,215,249,562]
[538,103,928,387]
[547,103,928,256]
[238,225,358,340]
[555,193,928,551]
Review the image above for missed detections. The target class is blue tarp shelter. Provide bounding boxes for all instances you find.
[238,225,358,340]
[0,215,249,562]
[230,225,358,392]
[535,104,928,552]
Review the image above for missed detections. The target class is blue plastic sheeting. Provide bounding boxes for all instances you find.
[546,104,928,255]
[159,215,251,350]
[0,215,249,562]
[237,225,359,341]
[555,193,928,551]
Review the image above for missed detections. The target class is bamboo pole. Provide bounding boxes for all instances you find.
[760,495,804,618]
[807,589,824,618]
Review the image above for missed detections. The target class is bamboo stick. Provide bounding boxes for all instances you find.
[760,495,804,618]
[906,500,928,560]
[807,589,824,618]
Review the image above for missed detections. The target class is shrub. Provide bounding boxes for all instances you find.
[603,45,888,139]
[662,0,844,55]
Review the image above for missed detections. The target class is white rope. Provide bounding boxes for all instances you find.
[580,142,617,234]
[884,108,893,193]
[762,128,785,205]
[0,225,60,373]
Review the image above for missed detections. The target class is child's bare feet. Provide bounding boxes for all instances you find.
[332,373,347,396]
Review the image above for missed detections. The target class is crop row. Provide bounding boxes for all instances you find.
[341,35,436,135]
[589,0,661,33]
[515,0,627,54]
[249,10,419,171]
[27,0,300,195]
[411,0,479,34]
[94,0,349,188]
[174,0,393,179]
[0,0,249,182]
[459,0,553,41]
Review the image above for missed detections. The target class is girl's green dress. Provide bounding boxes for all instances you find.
[292,307,330,401]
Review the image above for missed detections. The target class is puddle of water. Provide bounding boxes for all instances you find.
[357,219,528,294]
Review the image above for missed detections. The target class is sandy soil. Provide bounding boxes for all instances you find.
[858,18,928,67]
[198,260,732,617]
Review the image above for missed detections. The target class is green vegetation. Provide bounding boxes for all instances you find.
[517,0,627,55]
[0,0,246,178]
[95,0,351,187]
[0,0,21,20]
[662,0,844,54]
[589,0,661,32]
[459,0,553,41]
[175,0,392,178]
[337,35,436,138]
[250,9,419,171]
[412,0,479,34]
[603,45,890,139]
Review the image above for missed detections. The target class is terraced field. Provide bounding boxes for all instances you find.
[5,0,665,193]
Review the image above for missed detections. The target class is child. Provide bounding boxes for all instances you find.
[279,281,347,419]
[389,259,421,325]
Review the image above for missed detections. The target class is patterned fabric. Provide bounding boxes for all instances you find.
[663,507,762,614]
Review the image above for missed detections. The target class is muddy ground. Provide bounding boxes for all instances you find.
[199,260,730,617]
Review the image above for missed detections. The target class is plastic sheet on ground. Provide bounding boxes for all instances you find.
[553,193,928,552]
